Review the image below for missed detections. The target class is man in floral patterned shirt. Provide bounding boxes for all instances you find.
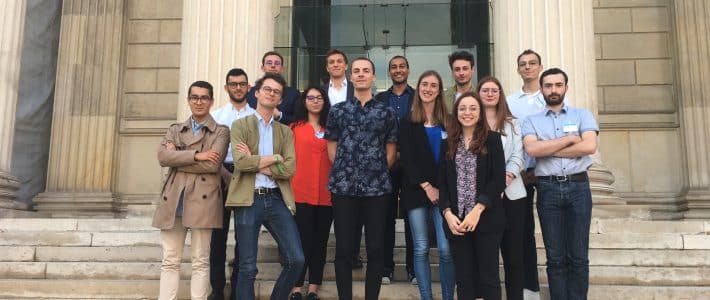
[325,57,398,300]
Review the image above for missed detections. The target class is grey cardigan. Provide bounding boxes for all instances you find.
[502,118,527,200]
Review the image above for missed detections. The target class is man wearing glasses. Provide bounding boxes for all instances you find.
[207,68,255,300]
[153,81,229,300]
[226,73,304,300]
[246,51,299,125]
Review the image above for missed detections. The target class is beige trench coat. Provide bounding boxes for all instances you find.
[152,115,229,229]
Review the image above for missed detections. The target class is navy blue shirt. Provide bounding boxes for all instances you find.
[425,125,443,166]
[376,85,414,121]
[325,96,399,197]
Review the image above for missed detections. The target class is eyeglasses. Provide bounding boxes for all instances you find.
[226,81,248,89]
[518,61,540,67]
[306,95,324,102]
[264,60,282,67]
[480,88,500,94]
[260,86,282,96]
[188,95,212,103]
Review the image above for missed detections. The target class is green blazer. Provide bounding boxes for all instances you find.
[225,114,296,214]
[444,84,475,111]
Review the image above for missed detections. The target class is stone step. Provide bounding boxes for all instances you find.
[1,279,710,300]
[1,261,707,287]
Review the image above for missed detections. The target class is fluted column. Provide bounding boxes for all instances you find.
[492,0,624,216]
[673,0,710,219]
[0,0,28,211]
[33,0,124,217]
[177,0,277,120]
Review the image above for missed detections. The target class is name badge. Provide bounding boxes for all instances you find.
[563,123,578,134]
[315,131,325,139]
[441,131,448,140]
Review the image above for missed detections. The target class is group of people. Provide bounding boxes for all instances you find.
[153,48,599,300]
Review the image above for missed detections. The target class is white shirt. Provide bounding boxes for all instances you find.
[507,89,546,169]
[211,103,256,163]
[328,78,348,105]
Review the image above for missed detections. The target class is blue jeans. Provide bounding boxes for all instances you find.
[536,179,592,300]
[408,205,455,300]
[234,192,305,300]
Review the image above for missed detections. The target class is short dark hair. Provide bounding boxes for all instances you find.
[325,49,348,64]
[448,50,475,69]
[516,49,542,65]
[261,51,284,66]
[225,68,248,84]
[351,57,376,74]
[388,55,409,68]
[254,73,288,91]
[294,86,331,127]
[539,68,569,87]
[188,81,214,99]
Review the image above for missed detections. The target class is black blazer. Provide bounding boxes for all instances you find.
[438,132,506,238]
[321,80,354,104]
[399,119,448,212]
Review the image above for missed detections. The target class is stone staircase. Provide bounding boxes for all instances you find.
[0,217,708,299]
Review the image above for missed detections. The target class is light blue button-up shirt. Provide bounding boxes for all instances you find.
[521,104,599,177]
[254,113,278,188]
[507,89,546,169]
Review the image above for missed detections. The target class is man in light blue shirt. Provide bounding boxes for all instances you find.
[505,49,545,295]
[522,68,599,300]
[208,68,256,300]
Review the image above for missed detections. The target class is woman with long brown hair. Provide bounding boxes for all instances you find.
[399,70,454,300]
[439,92,506,299]
[477,76,526,300]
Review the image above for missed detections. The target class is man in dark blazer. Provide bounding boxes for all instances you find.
[246,51,299,125]
[322,49,354,105]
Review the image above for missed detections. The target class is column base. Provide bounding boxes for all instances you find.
[588,163,628,218]
[33,192,120,218]
[684,189,710,219]
[0,171,31,212]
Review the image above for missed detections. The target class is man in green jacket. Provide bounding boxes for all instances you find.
[444,50,476,109]
[226,73,304,300]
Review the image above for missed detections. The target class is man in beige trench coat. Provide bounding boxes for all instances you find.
[153,80,230,300]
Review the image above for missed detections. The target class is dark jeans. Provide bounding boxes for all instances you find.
[383,168,402,275]
[234,192,305,300]
[209,182,238,296]
[294,203,333,286]
[333,194,389,300]
[449,229,504,300]
[501,196,526,300]
[536,179,592,300]
[523,183,540,291]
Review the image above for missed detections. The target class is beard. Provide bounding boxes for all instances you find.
[230,95,246,103]
[392,78,407,85]
[544,92,565,106]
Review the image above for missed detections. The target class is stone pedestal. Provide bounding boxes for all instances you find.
[177,0,277,120]
[0,0,28,212]
[492,0,625,216]
[33,0,125,217]
[673,0,710,219]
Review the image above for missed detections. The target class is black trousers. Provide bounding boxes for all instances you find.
[333,194,389,300]
[450,229,504,300]
[209,182,238,295]
[383,167,403,275]
[501,197,526,300]
[523,184,540,291]
[294,203,333,286]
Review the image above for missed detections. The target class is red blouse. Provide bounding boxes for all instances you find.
[291,122,332,206]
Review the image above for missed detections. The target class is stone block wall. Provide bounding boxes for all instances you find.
[593,0,683,218]
[116,0,182,215]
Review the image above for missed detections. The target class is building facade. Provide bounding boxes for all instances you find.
[0,0,708,221]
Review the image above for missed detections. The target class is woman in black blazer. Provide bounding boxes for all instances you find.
[439,91,506,300]
[399,70,454,300]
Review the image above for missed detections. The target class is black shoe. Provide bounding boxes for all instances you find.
[306,292,320,300]
[352,256,364,269]
[289,292,303,300]
[207,291,224,300]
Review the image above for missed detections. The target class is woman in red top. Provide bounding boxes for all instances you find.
[290,86,332,300]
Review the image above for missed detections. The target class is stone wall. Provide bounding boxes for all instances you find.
[593,0,684,219]
[116,0,182,215]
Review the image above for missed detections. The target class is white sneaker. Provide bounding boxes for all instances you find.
[381,276,391,285]
[410,277,418,285]
[523,289,540,300]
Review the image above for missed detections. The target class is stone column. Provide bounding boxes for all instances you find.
[0,0,29,212]
[492,0,624,216]
[673,0,710,219]
[33,0,125,217]
[177,0,277,120]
